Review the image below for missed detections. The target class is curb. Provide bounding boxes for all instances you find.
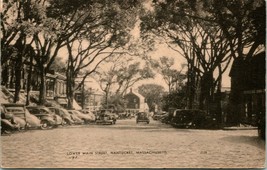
[222,127,258,130]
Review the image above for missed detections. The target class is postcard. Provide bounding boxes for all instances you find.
[1,0,266,168]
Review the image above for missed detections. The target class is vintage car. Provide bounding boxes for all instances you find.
[3,103,44,129]
[67,111,84,124]
[68,110,94,124]
[170,109,217,129]
[1,105,20,134]
[26,106,58,129]
[136,112,150,124]
[80,110,96,122]
[152,111,167,120]
[2,103,35,130]
[95,110,117,125]
[48,107,74,125]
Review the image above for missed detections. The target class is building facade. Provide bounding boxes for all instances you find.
[124,89,149,113]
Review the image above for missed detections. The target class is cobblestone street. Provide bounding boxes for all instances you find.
[1,119,266,168]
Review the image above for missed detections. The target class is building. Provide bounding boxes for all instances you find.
[46,72,68,108]
[124,89,149,113]
[229,51,265,125]
[74,87,103,111]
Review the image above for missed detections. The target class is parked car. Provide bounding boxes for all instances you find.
[170,109,217,129]
[48,107,74,125]
[153,111,167,120]
[1,106,20,134]
[26,106,58,129]
[3,103,43,129]
[67,110,85,124]
[2,103,29,130]
[136,112,150,124]
[95,110,116,125]
[24,109,42,128]
[80,110,96,122]
[69,110,95,123]
[5,108,27,129]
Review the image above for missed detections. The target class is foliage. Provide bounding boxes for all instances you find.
[137,84,165,112]
[140,0,248,111]
[162,85,187,112]
[150,56,186,93]
[53,0,144,108]
[95,55,155,96]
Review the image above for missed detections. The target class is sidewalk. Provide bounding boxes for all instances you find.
[222,123,258,130]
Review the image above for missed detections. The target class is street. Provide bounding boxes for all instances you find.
[1,118,265,168]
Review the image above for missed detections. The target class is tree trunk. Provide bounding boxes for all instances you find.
[13,37,25,103]
[39,66,46,105]
[186,62,196,109]
[215,69,222,127]
[67,89,74,109]
[229,57,247,125]
[26,55,33,105]
[66,67,75,109]
[14,54,22,103]
[199,71,213,112]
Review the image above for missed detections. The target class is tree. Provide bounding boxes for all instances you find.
[1,0,39,103]
[94,54,154,108]
[162,85,187,112]
[138,84,165,112]
[52,0,143,109]
[141,1,233,116]
[150,56,186,93]
[199,0,265,124]
[1,0,89,104]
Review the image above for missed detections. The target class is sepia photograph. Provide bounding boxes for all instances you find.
[0,0,266,168]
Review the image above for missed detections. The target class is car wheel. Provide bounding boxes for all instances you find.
[82,119,88,124]
[65,119,72,125]
[61,119,66,126]
[40,120,50,130]
[147,121,149,124]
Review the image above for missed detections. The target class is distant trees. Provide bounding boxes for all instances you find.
[138,84,165,112]
[161,85,187,112]
[149,56,186,93]
[94,55,154,109]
